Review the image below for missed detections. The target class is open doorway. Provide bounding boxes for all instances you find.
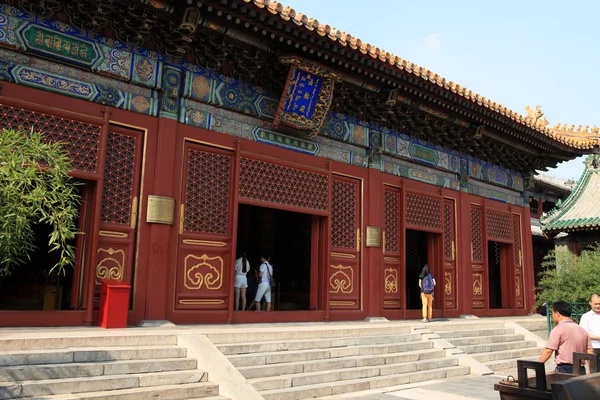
[236,204,315,311]
[0,183,89,311]
[488,241,511,309]
[406,229,429,310]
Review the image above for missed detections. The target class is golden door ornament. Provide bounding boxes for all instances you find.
[329,264,353,294]
[384,268,398,294]
[444,271,452,295]
[473,272,483,296]
[96,248,125,284]
[515,276,521,297]
[184,254,223,290]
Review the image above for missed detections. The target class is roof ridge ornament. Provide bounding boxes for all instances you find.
[524,105,549,128]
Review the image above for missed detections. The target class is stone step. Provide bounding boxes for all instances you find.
[0,358,198,382]
[0,370,208,399]
[217,332,422,355]
[0,335,178,352]
[434,328,514,339]
[472,347,541,363]
[204,325,412,344]
[17,382,221,400]
[238,348,446,379]
[459,340,538,354]
[0,346,187,367]
[425,322,506,332]
[259,366,470,400]
[227,340,433,368]
[249,357,460,391]
[484,355,551,372]
[446,333,525,347]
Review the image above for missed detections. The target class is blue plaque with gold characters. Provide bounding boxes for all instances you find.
[273,56,340,138]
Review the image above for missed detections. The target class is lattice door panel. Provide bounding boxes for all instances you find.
[383,187,401,310]
[175,142,233,311]
[405,193,442,230]
[442,198,457,310]
[0,103,101,174]
[470,205,486,309]
[329,175,361,310]
[95,128,144,306]
[513,214,525,309]
[487,211,513,242]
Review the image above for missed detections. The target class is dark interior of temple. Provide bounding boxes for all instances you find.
[0,221,76,311]
[236,204,313,311]
[488,241,505,309]
[406,229,429,310]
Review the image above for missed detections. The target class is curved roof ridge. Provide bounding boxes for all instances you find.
[244,0,600,149]
[541,155,600,232]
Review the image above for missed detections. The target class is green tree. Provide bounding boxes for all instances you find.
[535,244,600,308]
[0,128,81,276]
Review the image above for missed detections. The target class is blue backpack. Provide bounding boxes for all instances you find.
[422,274,435,294]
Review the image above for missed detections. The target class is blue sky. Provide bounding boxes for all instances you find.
[281,0,599,181]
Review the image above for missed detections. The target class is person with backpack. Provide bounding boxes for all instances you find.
[418,264,436,322]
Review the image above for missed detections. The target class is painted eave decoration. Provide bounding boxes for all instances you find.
[541,154,600,234]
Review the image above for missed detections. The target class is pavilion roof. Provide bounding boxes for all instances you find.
[245,0,600,150]
[541,155,600,234]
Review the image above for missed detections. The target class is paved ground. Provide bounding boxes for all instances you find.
[313,374,511,400]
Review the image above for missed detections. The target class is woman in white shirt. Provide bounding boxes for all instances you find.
[253,255,273,311]
[233,252,249,311]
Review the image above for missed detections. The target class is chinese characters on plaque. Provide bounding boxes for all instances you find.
[273,56,340,138]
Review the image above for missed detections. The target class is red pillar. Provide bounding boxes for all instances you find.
[522,206,536,313]
[144,117,178,321]
[365,168,384,317]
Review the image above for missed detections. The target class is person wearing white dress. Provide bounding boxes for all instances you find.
[233,252,249,311]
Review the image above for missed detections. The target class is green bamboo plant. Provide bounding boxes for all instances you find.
[0,128,81,276]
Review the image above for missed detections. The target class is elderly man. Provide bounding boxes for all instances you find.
[539,301,593,374]
[579,294,600,358]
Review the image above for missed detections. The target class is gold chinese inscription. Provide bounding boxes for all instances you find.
[184,254,223,290]
[23,26,96,63]
[329,264,353,294]
[444,272,452,295]
[96,248,125,284]
[473,273,483,296]
[384,268,398,294]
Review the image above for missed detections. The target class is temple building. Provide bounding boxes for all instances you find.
[542,155,600,257]
[0,0,598,327]
[528,174,574,286]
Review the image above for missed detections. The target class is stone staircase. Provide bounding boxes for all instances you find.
[428,321,543,372]
[0,333,228,400]
[208,324,470,400]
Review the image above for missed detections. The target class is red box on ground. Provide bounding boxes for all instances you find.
[98,280,131,329]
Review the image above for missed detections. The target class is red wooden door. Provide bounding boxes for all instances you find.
[383,186,402,310]
[513,214,526,309]
[95,126,144,307]
[470,205,486,310]
[442,198,458,311]
[329,175,362,310]
[173,142,234,314]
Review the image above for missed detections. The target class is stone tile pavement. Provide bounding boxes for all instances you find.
[313,374,512,400]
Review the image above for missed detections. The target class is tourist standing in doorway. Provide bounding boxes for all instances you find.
[579,294,600,360]
[418,264,435,322]
[250,255,273,311]
[540,301,593,374]
[233,252,249,311]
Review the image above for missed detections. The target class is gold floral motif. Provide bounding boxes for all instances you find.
[515,276,521,297]
[384,268,398,294]
[96,248,125,284]
[473,272,483,296]
[444,272,452,295]
[184,254,223,290]
[329,264,353,294]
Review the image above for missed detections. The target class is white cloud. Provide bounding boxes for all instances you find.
[423,33,441,52]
